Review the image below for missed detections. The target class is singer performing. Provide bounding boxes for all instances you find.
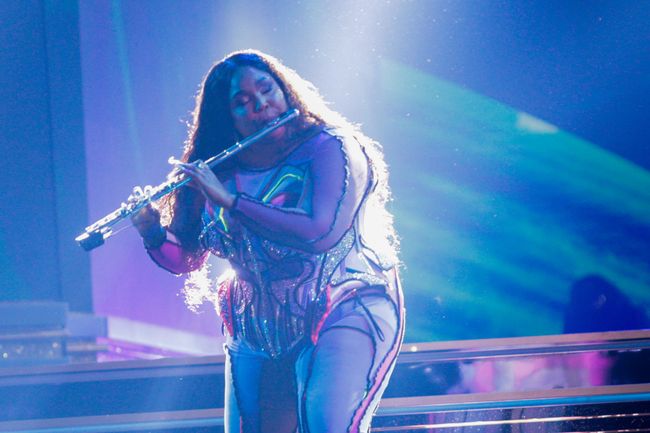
[130,50,405,433]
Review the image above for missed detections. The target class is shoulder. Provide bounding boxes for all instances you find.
[322,127,359,150]
[294,127,364,161]
[320,127,368,169]
[284,127,369,178]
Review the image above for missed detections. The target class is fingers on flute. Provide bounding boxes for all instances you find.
[128,185,152,200]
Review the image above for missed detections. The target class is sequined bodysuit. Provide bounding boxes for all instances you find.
[149,127,403,358]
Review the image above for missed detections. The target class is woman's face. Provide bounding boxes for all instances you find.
[229,66,289,139]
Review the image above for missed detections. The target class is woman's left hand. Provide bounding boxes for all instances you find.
[173,159,236,209]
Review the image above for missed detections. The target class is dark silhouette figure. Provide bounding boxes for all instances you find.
[563,274,650,387]
[563,274,649,334]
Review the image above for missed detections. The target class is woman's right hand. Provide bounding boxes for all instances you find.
[127,186,163,239]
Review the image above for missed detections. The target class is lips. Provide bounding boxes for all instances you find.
[253,115,280,131]
[258,116,276,126]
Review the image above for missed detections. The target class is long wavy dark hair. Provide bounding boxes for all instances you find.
[160,50,399,266]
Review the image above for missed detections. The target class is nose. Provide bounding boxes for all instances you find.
[253,94,268,113]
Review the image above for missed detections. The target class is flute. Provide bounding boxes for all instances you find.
[76,109,299,251]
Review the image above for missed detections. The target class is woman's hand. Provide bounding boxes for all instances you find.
[128,186,162,234]
[174,160,236,209]
[127,186,166,248]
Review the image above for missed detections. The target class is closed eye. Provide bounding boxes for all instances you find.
[233,95,251,107]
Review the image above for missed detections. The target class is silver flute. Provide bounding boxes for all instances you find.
[76,109,299,251]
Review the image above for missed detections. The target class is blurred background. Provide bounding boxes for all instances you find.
[1,0,649,363]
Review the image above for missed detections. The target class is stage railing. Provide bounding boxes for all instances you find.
[1,330,649,432]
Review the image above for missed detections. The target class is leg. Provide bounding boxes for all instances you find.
[224,343,264,433]
[225,340,299,433]
[296,296,403,433]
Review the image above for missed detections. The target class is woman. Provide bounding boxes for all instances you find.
[133,50,405,433]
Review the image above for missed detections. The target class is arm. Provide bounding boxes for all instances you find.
[145,230,209,275]
[231,135,369,253]
[132,204,208,275]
